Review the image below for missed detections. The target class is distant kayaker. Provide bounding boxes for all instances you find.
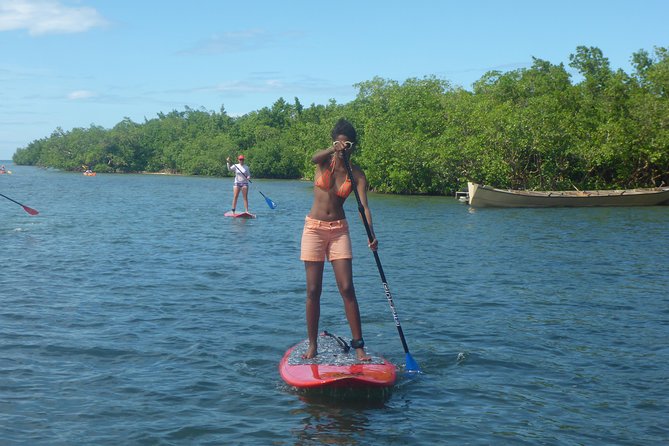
[226,154,251,214]
[300,118,377,361]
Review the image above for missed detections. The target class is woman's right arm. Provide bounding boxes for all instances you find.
[311,146,335,165]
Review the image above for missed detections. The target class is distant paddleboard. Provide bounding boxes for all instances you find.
[224,211,256,219]
[279,331,396,390]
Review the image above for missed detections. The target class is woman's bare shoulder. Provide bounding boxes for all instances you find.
[350,164,367,179]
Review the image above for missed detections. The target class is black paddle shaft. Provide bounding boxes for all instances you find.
[0,193,26,207]
[341,153,412,355]
[0,193,39,215]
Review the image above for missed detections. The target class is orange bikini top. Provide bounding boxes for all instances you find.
[314,156,352,198]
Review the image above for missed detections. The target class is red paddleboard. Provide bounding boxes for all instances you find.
[224,211,256,219]
[279,332,396,390]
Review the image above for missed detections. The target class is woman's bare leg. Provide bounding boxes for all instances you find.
[231,186,240,211]
[332,259,371,361]
[304,261,324,358]
[241,186,249,212]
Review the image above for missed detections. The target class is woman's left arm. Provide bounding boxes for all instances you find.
[354,169,378,251]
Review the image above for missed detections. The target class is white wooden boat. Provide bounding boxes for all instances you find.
[467,182,669,208]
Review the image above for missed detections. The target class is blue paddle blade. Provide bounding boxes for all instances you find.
[405,352,420,373]
[259,191,277,209]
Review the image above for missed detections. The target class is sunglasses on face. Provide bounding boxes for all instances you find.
[333,141,354,149]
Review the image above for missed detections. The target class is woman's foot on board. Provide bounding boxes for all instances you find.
[302,343,317,359]
[355,348,372,361]
[351,338,372,361]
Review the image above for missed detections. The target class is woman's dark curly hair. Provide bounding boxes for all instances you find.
[331,118,357,144]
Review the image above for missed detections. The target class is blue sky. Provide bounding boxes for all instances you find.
[1,0,668,160]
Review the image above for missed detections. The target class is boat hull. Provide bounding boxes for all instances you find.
[468,182,669,208]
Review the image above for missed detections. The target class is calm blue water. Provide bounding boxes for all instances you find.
[2,162,668,445]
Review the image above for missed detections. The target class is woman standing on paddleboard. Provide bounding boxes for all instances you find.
[226,154,250,214]
[301,119,377,361]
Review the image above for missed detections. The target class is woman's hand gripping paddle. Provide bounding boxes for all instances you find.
[0,193,39,215]
[340,146,420,374]
[232,165,277,209]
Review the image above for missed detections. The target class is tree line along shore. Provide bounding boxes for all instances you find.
[12,46,669,195]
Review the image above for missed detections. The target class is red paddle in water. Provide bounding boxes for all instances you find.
[0,193,39,215]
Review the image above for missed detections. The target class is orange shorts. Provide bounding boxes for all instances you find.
[300,216,353,262]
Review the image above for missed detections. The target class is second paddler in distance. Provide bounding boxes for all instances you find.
[226,154,251,214]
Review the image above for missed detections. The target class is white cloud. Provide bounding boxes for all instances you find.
[181,29,268,55]
[0,0,107,35]
[193,74,353,99]
[181,29,304,55]
[67,89,95,100]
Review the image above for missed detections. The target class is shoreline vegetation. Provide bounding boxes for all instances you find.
[11,46,669,196]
